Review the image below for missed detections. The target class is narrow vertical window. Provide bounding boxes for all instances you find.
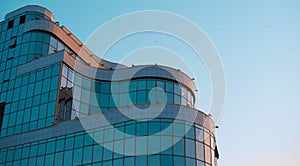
[19,15,26,24]
[7,20,14,29]
[0,103,5,130]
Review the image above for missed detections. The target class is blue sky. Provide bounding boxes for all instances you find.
[1,0,300,165]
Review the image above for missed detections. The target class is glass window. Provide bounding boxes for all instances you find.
[129,91,137,105]
[29,144,38,157]
[148,155,160,166]
[56,139,65,152]
[51,64,60,76]
[111,82,119,93]
[196,128,204,142]
[204,131,210,146]
[6,150,13,161]
[136,137,147,155]
[109,94,118,108]
[173,123,184,137]
[136,156,147,166]
[50,36,57,48]
[124,157,134,166]
[161,121,172,136]
[186,158,196,166]
[94,129,103,143]
[125,138,135,155]
[35,81,43,95]
[157,80,165,90]
[63,151,72,165]
[37,143,46,155]
[22,146,29,158]
[54,152,63,166]
[137,91,146,104]
[42,33,50,42]
[119,93,128,107]
[156,91,166,103]
[36,156,45,165]
[196,142,204,161]
[174,84,181,95]
[31,32,37,41]
[148,135,160,153]
[73,148,82,165]
[103,160,112,166]
[197,160,205,166]
[74,134,84,148]
[83,146,92,164]
[137,80,146,90]
[74,74,82,86]
[42,78,50,93]
[65,136,74,150]
[161,155,172,166]
[84,133,94,146]
[103,143,113,160]
[93,144,103,162]
[161,136,172,154]
[114,158,123,166]
[104,129,113,142]
[186,139,196,158]
[82,78,91,90]
[73,85,81,101]
[129,80,137,91]
[14,148,22,160]
[174,94,181,104]
[114,125,124,140]
[136,122,147,136]
[166,92,174,104]
[186,125,195,139]
[120,81,129,93]
[81,89,90,104]
[46,141,55,154]
[147,121,160,135]
[99,82,110,94]
[147,79,156,90]
[62,65,68,77]
[94,81,101,92]
[99,93,109,107]
[174,156,185,166]
[114,139,124,158]
[57,41,64,51]
[125,123,135,136]
[22,33,31,43]
[166,81,174,93]
[35,42,43,54]
[205,145,211,164]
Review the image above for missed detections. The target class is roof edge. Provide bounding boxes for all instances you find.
[5,5,54,21]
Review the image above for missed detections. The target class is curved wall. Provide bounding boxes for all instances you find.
[0,5,218,166]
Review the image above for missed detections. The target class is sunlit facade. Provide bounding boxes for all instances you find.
[0,5,219,166]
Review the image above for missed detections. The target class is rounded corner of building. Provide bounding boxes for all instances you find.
[4,5,54,22]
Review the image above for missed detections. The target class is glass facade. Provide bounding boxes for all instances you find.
[0,63,60,137]
[0,5,219,166]
[0,119,217,166]
[58,64,195,123]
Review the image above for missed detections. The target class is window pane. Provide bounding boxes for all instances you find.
[137,80,146,90]
[137,91,146,104]
[147,79,156,90]
[129,80,137,91]
[186,139,195,158]
[174,156,184,166]
[196,142,204,161]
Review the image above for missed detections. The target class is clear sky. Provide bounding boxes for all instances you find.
[1,0,300,165]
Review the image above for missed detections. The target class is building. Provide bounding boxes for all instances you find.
[0,5,218,166]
